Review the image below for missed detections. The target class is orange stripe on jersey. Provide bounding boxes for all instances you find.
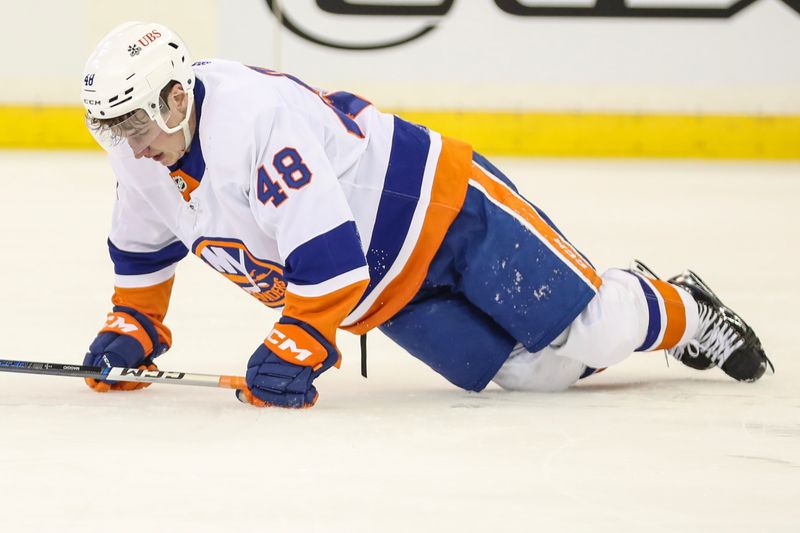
[111,276,175,347]
[650,278,687,350]
[342,136,472,335]
[283,279,369,347]
[470,164,602,290]
[170,169,201,202]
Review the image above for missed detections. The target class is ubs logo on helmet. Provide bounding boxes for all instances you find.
[137,30,162,47]
[127,30,163,57]
[193,237,286,308]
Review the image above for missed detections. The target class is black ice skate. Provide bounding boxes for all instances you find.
[630,261,773,382]
[666,270,772,382]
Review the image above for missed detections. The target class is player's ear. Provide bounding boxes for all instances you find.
[167,83,189,115]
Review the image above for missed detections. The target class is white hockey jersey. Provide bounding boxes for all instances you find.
[106,59,472,349]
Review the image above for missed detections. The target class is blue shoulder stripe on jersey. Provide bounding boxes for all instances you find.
[325,92,371,118]
[284,221,367,286]
[362,117,431,296]
[634,274,661,351]
[108,239,189,276]
[168,78,207,182]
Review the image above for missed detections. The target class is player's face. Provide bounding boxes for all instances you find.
[132,124,187,166]
[131,86,192,166]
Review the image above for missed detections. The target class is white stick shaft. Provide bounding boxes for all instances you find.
[0,359,246,390]
[105,367,229,387]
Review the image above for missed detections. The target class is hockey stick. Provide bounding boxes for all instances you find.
[0,359,246,390]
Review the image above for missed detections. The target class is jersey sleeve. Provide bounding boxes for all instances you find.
[105,157,189,347]
[250,106,370,346]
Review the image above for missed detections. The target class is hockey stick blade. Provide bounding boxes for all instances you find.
[0,358,246,389]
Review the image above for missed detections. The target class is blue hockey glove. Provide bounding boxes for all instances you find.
[83,306,168,392]
[236,317,341,408]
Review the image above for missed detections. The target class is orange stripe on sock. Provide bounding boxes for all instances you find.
[471,164,602,290]
[342,136,472,334]
[650,278,687,350]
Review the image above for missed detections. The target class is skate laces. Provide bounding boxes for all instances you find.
[687,303,744,365]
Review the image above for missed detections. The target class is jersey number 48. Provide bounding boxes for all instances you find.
[257,147,312,207]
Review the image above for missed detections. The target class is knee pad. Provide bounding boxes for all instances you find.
[492,344,586,392]
[551,269,648,369]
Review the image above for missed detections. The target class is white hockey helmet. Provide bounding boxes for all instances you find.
[81,21,195,153]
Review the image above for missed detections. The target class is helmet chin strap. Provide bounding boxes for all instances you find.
[181,120,193,153]
[155,90,195,153]
[179,94,195,153]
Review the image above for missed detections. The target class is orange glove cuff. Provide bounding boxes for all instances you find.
[264,322,334,370]
[99,312,155,356]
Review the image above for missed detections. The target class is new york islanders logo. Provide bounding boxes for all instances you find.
[193,238,286,307]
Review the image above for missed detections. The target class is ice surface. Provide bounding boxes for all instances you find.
[0,152,797,532]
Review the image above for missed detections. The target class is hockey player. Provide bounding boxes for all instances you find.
[79,22,772,408]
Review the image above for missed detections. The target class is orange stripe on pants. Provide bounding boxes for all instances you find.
[470,164,602,290]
